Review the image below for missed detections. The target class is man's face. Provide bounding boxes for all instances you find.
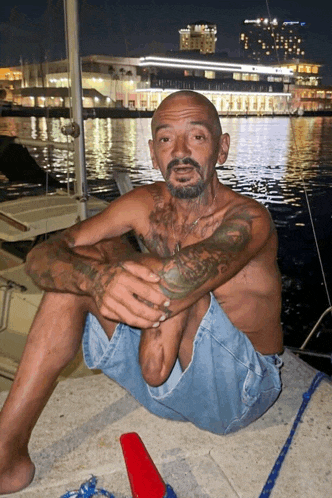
[149,94,229,199]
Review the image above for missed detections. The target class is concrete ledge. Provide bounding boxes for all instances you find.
[0,350,331,497]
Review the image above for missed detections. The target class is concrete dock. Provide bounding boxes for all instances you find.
[0,349,331,498]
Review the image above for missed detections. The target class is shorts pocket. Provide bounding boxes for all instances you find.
[241,367,263,407]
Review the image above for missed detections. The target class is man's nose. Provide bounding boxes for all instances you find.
[172,136,191,158]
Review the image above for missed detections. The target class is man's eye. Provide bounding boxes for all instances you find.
[194,135,205,140]
[160,137,170,142]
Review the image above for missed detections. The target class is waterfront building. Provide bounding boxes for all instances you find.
[9,55,140,109]
[0,67,22,102]
[179,21,217,54]
[2,53,331,115]
[274,60,321,86]
[271,60,331,113]
[240,18,306,63]
[291,86,332,113]
[137,54,292,115]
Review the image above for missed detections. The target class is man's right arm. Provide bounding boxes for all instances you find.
[26,229,124,296]
[25,227,170,329]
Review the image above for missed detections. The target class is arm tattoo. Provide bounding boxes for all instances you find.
[157,208,255,300]
[90,265,118,307]
[26,228,103,294]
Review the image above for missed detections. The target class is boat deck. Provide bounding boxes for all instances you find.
[0,349,331,498]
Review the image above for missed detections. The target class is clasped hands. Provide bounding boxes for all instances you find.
[89,258,171,329]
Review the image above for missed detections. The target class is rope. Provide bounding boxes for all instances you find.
[259,371,329,497]
[60,476,115,498]
[60,476,178,497]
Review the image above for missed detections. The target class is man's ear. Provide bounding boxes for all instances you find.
[217,133,230,165]
[148,139,159,170]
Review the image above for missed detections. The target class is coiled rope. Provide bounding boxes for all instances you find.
[60,475,178,498]
[60,475,115,498]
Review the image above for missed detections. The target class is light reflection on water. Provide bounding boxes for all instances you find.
[1,115,332,205]
[1,115,332,364]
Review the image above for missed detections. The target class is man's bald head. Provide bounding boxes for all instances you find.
[151,91,222,139]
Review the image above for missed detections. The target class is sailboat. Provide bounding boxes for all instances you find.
[0,0,109,390]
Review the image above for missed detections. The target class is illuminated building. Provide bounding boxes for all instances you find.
[137,54,292,115]
[9,56,140,109]
[0,67,22,102]
[274,61,332,113]
[240,18,306,62]
[3,53,331,115]
[274,61,321,86]
[179,21,217,54]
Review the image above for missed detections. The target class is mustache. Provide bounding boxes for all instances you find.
[166,157,202,174]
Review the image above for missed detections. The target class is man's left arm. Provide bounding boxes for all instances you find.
[129,202,275,316]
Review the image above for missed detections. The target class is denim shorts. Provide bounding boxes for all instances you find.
[82,293,282,435]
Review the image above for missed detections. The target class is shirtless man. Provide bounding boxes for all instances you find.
[0,90,283,494]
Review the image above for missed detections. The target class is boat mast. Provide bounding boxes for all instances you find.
[63,0,88,221]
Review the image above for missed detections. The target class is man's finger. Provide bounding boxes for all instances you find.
[99,297,164,329]
[120,261,160,282]
[122,275,170,309]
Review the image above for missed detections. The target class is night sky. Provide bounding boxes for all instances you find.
[1,0,332,83]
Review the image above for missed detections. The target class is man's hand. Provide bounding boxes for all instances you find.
[88,260,170,329]
[26,232,170,329]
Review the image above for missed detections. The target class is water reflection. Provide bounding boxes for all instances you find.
[220,117,289,206]
[1,115,332,196]
[1,114,332,209]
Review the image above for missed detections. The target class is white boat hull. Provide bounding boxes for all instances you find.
[0,192,108,390]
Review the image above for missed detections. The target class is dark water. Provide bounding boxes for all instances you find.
[1,115,332,374]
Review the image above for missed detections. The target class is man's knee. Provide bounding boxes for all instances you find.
[31,292,90,363]
[40,292,91,316]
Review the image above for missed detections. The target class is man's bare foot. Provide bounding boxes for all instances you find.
[0,447,35,495]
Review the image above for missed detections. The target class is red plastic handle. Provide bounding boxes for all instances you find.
[120,432,166,498]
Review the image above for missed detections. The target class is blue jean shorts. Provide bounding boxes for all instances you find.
[82,293,282,435]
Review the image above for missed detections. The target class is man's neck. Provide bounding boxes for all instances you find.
[171,179,220,223]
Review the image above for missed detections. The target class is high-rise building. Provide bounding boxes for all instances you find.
[240,18,306,62]
[179,21,217,54]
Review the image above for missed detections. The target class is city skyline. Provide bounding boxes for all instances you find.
[1,0,332,83]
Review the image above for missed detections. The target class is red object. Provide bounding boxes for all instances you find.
[120,432,166,498]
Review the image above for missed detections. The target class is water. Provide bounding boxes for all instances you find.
[1,115,332,373]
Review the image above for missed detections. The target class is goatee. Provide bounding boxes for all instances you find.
[166,157,206,199]
[166,179,206,199]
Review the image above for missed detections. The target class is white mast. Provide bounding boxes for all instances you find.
[63,0,88,221]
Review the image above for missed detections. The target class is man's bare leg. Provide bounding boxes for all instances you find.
[0,292,117,495]
[139,294,211,387]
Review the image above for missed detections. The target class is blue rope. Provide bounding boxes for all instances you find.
[60,476,115,498]
[259,371,329,498]
[165,484,178,497]
[60,476,177,498]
